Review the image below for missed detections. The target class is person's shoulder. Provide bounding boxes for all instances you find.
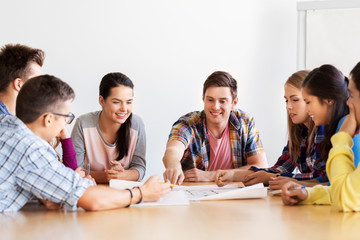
[231,108,254,121]
[0,114,28,132]
[131,113,145,129]
[0,116,51,151]
[75,111,100,128]
[77,111,100,120]
[177,111,202,125]
[336,115,347,132]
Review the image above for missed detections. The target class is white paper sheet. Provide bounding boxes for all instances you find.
[109,179,143,189]
[109,179,189,206]
[173,183,267,201]
[109,180,266,204]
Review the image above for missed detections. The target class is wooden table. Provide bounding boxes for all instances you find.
[1,184,360,240]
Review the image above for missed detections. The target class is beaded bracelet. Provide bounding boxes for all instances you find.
[125,188,133,208]
[133,186,143,204]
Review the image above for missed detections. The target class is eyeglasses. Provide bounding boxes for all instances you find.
[52,112,75,124]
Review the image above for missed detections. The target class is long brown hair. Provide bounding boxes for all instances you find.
[285,70,314,162]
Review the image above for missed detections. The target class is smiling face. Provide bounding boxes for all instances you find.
[99,85,133,125]
[284,83,309,125]
[203,86,238,129]
[302,87,333,126]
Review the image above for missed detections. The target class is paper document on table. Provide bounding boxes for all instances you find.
[137,190,189,207]
[109,179,189,206]
[173,183,267,201]
[109,179,143,189]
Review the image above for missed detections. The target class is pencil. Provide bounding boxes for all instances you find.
[159,182,177,187]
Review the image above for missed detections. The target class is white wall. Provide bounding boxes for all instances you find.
[1,0,303,178]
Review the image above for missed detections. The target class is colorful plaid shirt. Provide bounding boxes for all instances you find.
[0,115,93,212]
[168,109,264,171]
[249,125,328,182]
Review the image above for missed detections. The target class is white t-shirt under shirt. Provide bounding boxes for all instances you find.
[207,124,233,171]
[71,111,146,181]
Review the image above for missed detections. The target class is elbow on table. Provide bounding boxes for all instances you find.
[77,187,109,211]
[332,180,360,212]
[78,198,104,211]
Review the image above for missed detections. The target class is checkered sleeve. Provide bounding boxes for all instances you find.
[251,144,322,181]
[15,147,93,211]
[168,119,193,148]
[244,116,264,157]
[249,145,293,174]
[270,144,296,173]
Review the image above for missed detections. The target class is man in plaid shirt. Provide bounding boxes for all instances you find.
[162,71,268,185]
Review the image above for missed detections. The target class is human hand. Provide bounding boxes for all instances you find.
[105,160,125,181]
[215,170,235,187]
[243,171,277,186]
[39,199,61,210]
[57,127,70,140]
[183,168,213,182]
[84,174,97,185]
[268,176,298,190]
[75,167,85,177]
[339,103,360,138]
[163,165,184,185]
[281,181,308,205]
[141,175,171,202]
[109,160,125,171]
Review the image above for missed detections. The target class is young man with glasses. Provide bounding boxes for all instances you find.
[0,75,171,212]
[52,112,75,124]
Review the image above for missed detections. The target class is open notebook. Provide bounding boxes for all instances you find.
[110,180,267,206]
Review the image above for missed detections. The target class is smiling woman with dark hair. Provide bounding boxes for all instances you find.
[71,72,146,183]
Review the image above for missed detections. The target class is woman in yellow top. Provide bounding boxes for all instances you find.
[282,61,360,212]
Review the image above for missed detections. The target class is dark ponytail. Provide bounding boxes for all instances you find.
[99,72,134,160]
[302,64,349,168]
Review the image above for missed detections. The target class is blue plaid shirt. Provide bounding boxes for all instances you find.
[0,101,11,116]
[168,109,264,171]
[250,125,328,182]
[0,115,93,212]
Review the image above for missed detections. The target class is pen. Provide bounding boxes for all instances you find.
[270,186,306,195]
[86,162,90,176]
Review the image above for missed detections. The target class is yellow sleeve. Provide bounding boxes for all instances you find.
[301,185,332,205]
[327,132,360,212]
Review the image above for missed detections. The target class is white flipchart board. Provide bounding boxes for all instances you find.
[297,0,360,75]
